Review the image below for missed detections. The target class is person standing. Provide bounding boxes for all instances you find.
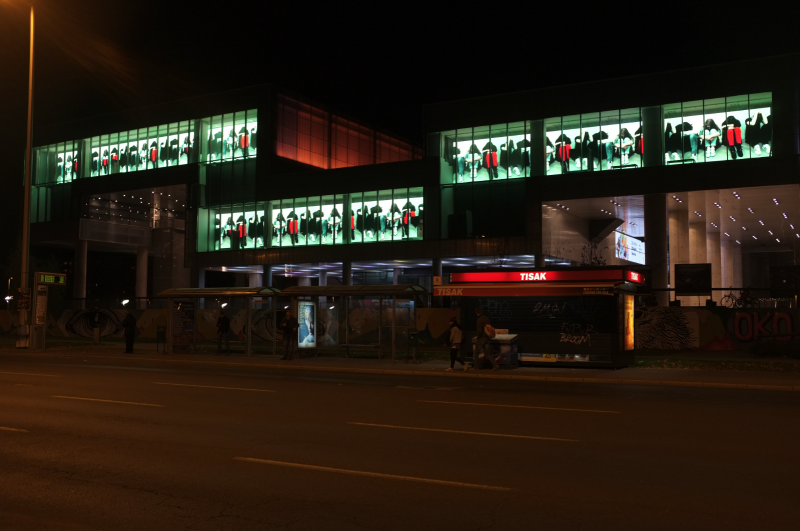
[122,313,137,353]
[474,307,499,371]
[216,311,231,355]
[446,317,468,372]
[280,310,299,360]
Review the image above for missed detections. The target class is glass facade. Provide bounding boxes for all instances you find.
[663,93,772,164]
[276,95,422,170]
[197,188,424,251]
[197,109,258,163]
[441,122,530,183]
[438,92,773,183]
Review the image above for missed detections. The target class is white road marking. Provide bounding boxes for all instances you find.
[418,399,620,414]
[348,422,578,442]
[0,426,29,433]
[0,371,60,377]
[152,382,276,392]
[234,457,512,491]
[52,396,164,407]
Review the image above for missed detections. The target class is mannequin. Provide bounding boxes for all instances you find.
[465,144,481,179]
[110,147,119,173]
[225,216,235,249]
[448,143,464,181]
[328,207,342,243]
[182,135,192,161]
[149,142,158,169]
[350,209,356,240]
[570,132,587,169]
[312,209,325,244]
[633,127,643,159]
[119,147,127,172]
[614,128,635,166]
[499,139,514,177]
[299,211,309,243]
[169,139,179,165]
[554,133,571,172]
[356,207,366,240]
[287,211,299,245]
[238,126,250,158]
[664,122,682,162]
[481,141,499,180]
[214,216,221,250]
[226,129,237,159]
[56,156,63,182]
[274,212,286,244]
[159,141,169,167]
[140,143,148,169]
[368,205,382,240]
[545,138,555,172]
[401,201,416,238]
[721,116,743,159]
[100,149,109,175]
[250,127,258,153]
[515,138,530,175]
[65,155,72,182]
[703,119,722,159]
[72,154,79,178]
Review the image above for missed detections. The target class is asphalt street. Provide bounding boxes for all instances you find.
[2,354,800,530]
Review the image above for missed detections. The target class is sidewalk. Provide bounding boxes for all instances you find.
[3,343,800,392]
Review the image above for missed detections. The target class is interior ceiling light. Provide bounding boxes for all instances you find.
[783,213,788,218]
[753,235,758,239]
[742,226,747,231]
[730,216,736,221]
[714,202,721,208]
[694,211,702,217]
[733,191,740,198]
[773,198,779,205]
[791,225,795,230]
[724,232,730,236]
[711,222,718,227]
[748,208,754,213]
[768,230,774,235]
[736,240,741,244]
[759,220,765,225]
[776,239,781,243]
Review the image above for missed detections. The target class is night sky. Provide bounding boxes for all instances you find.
[1,1,796,257]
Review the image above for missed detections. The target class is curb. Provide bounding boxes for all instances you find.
[2,351,799,393]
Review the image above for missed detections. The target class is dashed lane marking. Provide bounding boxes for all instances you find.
[152,382,276,392]
[348,422,578,442]
[52,396,164,407]
[234,457,512,491]
[418,399,620,414]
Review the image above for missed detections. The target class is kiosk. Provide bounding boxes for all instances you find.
[434,267,642,368]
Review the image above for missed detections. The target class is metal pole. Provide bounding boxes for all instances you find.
[345,296,349,357]
[378,296,382,360]
[272,297,277,356]
[246,296,252,357]
[18,6,35,348]
[391,295,396,362]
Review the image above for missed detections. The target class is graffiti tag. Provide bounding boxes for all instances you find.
[734,312,793,341]
[533,302,568,318]
[559,322,594,346]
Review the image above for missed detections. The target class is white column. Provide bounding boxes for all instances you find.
[733,244,743,290]
[136,245,148,309]
[298,277,311,286]
[248,272,263,287]
[392,268,401,285]
[721,239,734,296]
[669,210,689,304]
[707,232,721,304]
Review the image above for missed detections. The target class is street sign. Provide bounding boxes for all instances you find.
[36,272,67,286]
[433,276,442,286]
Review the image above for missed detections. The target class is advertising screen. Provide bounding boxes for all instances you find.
[298,301,317,349]
[615,232,645,265]
[624,294,634,351]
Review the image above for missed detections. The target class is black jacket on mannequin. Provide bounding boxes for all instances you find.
[169,139,179,162]
[250,128,258,150]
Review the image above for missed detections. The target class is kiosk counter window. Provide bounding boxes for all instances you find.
[663,92,772,164]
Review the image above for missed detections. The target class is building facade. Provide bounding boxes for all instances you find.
[27,56,800,305]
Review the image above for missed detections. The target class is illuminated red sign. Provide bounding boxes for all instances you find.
[450,269,643,284]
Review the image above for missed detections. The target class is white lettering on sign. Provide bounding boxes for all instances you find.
[437,288,464,296]
[630,271,639,281]
[519,272,547,281]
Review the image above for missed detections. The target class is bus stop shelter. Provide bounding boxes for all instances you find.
[158,286,282,356]
[279,284,428,361]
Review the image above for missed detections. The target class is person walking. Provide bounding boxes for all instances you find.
[280,309,299,360]
[216,311,231,355]
[474,306,499,371]
[122,313,137,353]
[446,317,468,372]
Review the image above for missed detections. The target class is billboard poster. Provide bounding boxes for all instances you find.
[623,294,634,350]
[172,302,195,346]
[298,301,317,348]
[615,231,645,265]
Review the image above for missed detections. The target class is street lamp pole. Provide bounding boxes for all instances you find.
[19,4,34,347]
